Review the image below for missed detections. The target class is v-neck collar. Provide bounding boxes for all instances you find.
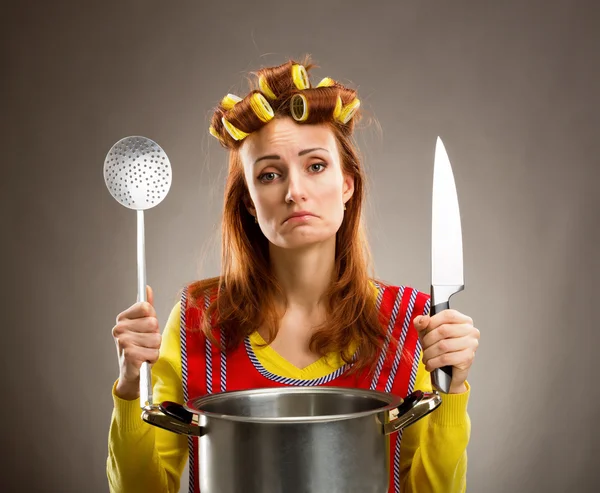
[248,331,349,380]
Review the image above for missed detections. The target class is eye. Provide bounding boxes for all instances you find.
[258,171,280,183]
[309,162,327,173]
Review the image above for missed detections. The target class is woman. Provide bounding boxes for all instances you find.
[107,57,480,493]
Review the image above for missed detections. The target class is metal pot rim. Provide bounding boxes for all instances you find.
[183,386,403,424]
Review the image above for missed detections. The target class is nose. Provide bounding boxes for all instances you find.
[284,169,307,204]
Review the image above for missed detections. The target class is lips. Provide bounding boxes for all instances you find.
[282,211,317,224]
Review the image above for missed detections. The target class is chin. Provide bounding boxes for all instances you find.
[270,230,336,250]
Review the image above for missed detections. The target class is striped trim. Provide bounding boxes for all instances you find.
[408,298,430,391]
[391,295,429,493]
[370,286,405,390]
[409,339,423,398]
[393,337,423,493]
[244,337,351,386]
[422,297,431,317]
[385,288,417,393]
[372,280,384,303]
[220,327,227,392]
[203,293,213,395]
[373,281,385,312]
[393,432,402,493]
[372,281,385,328]
[179,288,195,493]
[180,288,189,402]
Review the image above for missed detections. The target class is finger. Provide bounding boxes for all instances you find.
[431,309,473,329]
[116,301,157,323]
[112,317,160,339]
[425,347,475,372]
[136,285,155,305]
[413,315,431,335]
[421,309,473,335]
[422,323,474,348]
[136,346,161,365]
[147,285,154,306]
[115,331,162,352]
[120,346,161,370]
[422,335,475,363]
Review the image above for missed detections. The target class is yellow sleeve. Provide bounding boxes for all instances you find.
[107,301,188,493]
[399,356,471,493]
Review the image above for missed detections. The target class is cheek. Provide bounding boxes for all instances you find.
[319,178,345,205]
[313,181,346,230]
[250,186,279,218]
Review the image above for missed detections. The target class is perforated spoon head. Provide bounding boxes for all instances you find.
[103,136,172,211]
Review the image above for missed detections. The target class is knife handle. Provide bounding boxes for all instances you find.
[429,299,453,393]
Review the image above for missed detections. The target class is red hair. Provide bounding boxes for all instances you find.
[187,57,398,374]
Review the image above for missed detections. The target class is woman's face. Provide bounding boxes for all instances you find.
[239,117,354,250]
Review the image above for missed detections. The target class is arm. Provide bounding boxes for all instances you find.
[107,302,188,493]
[399,356,471,493]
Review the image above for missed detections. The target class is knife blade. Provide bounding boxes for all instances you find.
[430,137,465,393]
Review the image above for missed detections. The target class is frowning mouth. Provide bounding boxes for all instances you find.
[282,211,318,224]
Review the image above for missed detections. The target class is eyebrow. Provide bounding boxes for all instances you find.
[253,147,329,166]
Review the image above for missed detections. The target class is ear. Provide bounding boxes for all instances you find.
[242,193,256,217]
[342,173,355,203]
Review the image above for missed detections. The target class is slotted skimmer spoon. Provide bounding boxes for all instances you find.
[103,136,172,410]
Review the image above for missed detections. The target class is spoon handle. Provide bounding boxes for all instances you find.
[137,210,153,408]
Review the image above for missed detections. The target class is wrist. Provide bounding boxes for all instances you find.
[115,378,140,401]
[448,382,467,394]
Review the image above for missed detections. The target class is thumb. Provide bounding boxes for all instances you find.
[147,285,154,306]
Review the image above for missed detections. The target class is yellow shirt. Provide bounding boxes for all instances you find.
[107,301,471,493]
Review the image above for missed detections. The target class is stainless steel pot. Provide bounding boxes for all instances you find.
[143,386,441,493]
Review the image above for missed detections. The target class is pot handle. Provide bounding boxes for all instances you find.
[142,401,204,437]
[383,390,442,435]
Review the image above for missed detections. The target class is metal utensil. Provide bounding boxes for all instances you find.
[430,136,464,393]
[103,135,172,409]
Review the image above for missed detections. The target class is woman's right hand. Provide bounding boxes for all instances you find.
[111,285,162,400]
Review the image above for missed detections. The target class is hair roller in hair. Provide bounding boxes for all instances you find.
[337,98,361,124]
[221,94,243,111]
[258,75,277,100]
[317,77,335,88]
[209,126,223,141]
[291,64,310,90]
[249,93,275,123]
[221,117,250,141]
[290,93,309,122]
[333,95,343,121]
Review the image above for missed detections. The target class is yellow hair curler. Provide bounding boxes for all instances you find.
[249,93,275,123]
[333,95,343,120]
[317,77,335,88]
[258,75,277,100]
[291,64,310,90]
[221,94,242,111]
[221,117,250,141]
[290,94,309,122]
[209,126,223,141]
[337,98,360,124]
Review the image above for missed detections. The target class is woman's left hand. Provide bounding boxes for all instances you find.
[413,309,480,394]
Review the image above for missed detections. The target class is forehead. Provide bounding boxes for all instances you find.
[240,117,337,162]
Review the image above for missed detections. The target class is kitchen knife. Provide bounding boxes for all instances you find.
[430,137,465,393]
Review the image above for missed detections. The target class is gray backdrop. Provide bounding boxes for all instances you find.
[2,1,598,492]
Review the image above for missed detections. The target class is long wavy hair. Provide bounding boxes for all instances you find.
[188,56,395,374]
